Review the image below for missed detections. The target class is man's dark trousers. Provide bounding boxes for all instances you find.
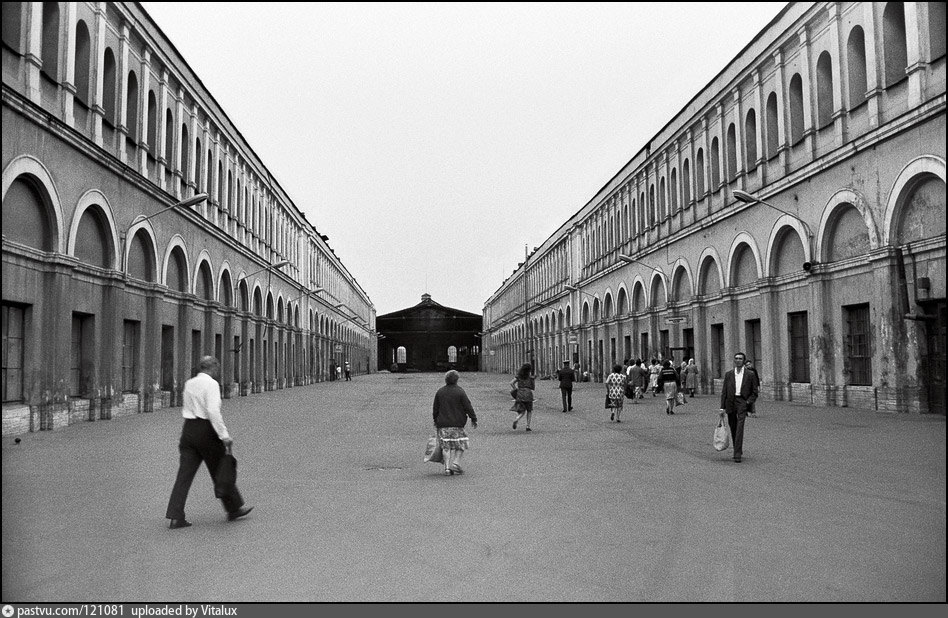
[560,386,572,412]
[726,401,749,459]
[166,418,244,519]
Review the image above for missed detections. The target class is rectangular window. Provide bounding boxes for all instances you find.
[711,323,725,378]
[845,304,872,386]
[2,304,26,402]
[745,319,762,379]
[192,330,202,377]
[70,313,93,397]
[683,328,695,361]
[788,311,810,383]
[640,332,649,361]
[623,335,632,361]
[122,320,140,392]
[659,329,669,360]
[161,326,174,390]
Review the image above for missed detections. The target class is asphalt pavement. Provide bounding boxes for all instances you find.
[2,372,945,602]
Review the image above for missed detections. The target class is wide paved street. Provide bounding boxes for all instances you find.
[2,372,945,602]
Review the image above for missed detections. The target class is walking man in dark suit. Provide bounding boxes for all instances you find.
[719,351,759,463]
[556,360,576,412]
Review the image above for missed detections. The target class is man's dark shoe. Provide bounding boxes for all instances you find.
[733,457,742,463]
[169,519,192,529]
[227,506,254,521]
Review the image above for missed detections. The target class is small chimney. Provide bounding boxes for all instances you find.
[421,293,432,302]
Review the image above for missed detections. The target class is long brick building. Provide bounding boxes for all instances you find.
[481,2,945,414]
[2,2,376,436]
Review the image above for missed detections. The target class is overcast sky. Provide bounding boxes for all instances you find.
[140,2,786,316]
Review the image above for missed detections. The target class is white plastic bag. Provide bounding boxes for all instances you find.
[713,417,731,451]
[424,435,443,464]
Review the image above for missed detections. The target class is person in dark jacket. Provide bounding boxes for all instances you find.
[656,360,681,415]
[433,369,478,476]
[556,360,576,412]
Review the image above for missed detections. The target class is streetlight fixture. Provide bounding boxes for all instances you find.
[733,190,813,238]
[133,192,209,226]
[733,190,815,272]
[617,254,662,271]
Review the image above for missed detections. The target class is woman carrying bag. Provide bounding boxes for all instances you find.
[657,360,681,415]
[432,370,477,475]
[510,363,536,432]
[605,364,628,423]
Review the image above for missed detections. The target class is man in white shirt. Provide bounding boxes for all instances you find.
[719,351,759,463]
[165,356,252,528]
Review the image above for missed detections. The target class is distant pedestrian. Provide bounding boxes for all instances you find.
[744,360,760,415]
[657,360,681,415]
[344,360,351,381]
[720,351,760,463]
[336,365,342,381]
[165,356,252,529]
[433,370,477,476]
[510,363,536,432]
[648,359,661,396]
[605,364,627,422]
[627,358,647,402]
[684,358,700,397]
[556,359,576,412]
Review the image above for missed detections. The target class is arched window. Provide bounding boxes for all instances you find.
[206,150,214,201]
[102,48,116,125]
[196,262,213,301]
[699,258,721,295]
[1,176,53,251]
[672,268,691,301]
[726,124,737,181]
[649,184,656,225]
[1,3,23,53]
[75,206,112,268]
[696,149,705,196]
[766,92,779,158]
[772,227,806,276]
[883,2,907,87]
[744,109,758,172]
[847,27,868,108]
[659,178,667,220]
[816,51,834,128]
[217,161,223,207]
[220,271,234,307]
[181,124,190,183]
[731,244,757,287]
[167,248,188,293]
[41,2,60,80]
[164,109,174,164]
[649,276,666,308]
[74,20,91,104]
[194,138,202,190]
[682,159,691,207]
[638,192,646,229]
[895,176,947,244]
[126,71,139,140]
[670,168,679,212]
[146,91,158,155]
[827,204,870,261]
[789,74,804,144]
[127,230,155,281]
[710,138,720,189]
[931,2,946,60]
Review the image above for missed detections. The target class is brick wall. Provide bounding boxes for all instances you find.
[2,404,30,436]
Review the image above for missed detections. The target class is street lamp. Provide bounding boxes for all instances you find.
[733,190,815,271]
[617,254,662,272]
[133,192,209,226]
[733,190,813,238]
